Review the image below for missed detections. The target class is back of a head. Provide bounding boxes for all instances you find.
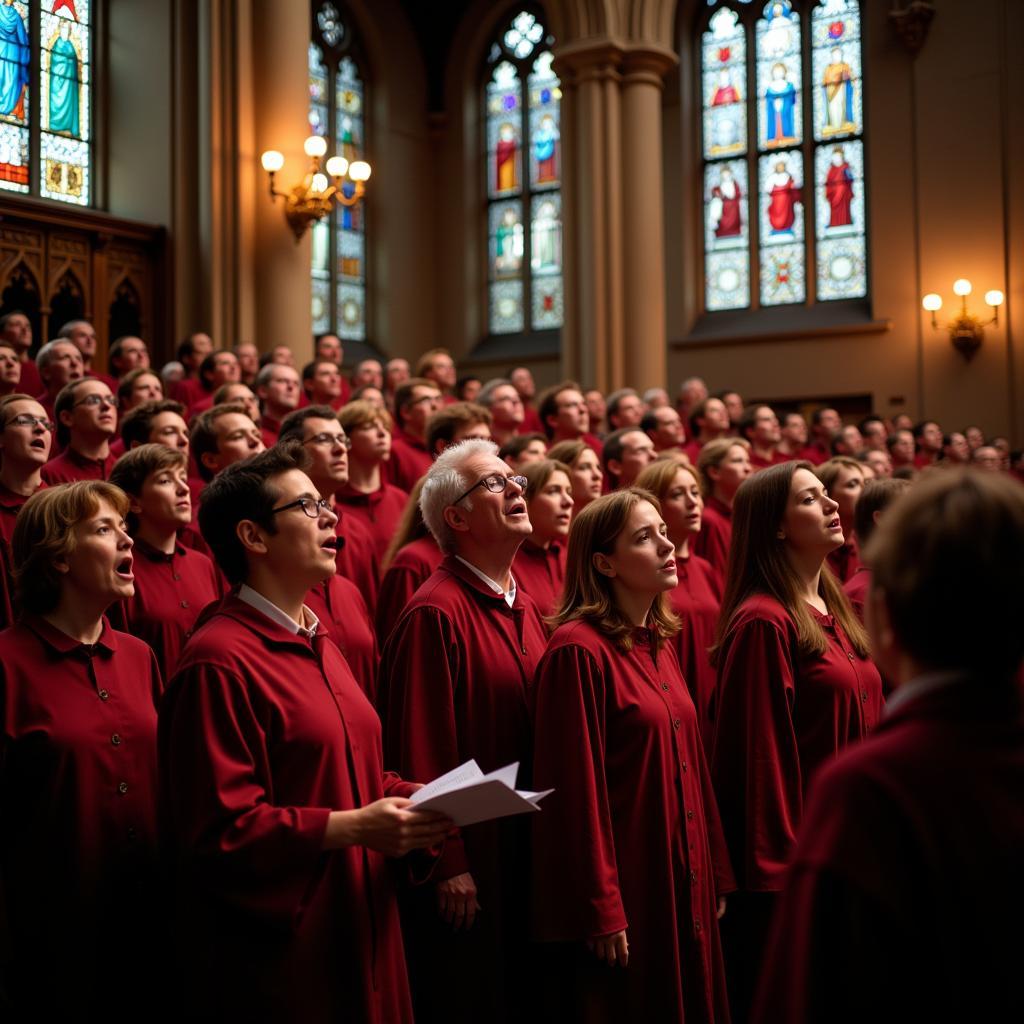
[867,469,1024,677]
[853,477,911,546]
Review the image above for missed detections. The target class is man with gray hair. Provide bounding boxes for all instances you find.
[58,319,117,389]
[35,339,84,421]
[605,386,644,431]
[476,377,525,446]
[377,437,547,1023]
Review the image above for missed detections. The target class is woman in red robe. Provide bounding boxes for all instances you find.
[0,481,164,1019]
[548,439,604,516]
[512,458,573,618]
[709,461,883,1022]
[816,456,865,583]
[531,488,734,1023]
[638,458,723,739]
[694,438,752,578]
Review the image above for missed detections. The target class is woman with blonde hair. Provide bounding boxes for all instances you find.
[548,438,604,515]
[531,488,733,1023]
[694,437,752,577]
[709,461,883,1021]
[512,458,574,617]
[636,457,722,738]
[0,481,163,1018]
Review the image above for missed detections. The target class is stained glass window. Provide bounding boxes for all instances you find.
[309,3,368,342]
[699,0,868,312]
[0,1,92,205]
[485,11,561,337]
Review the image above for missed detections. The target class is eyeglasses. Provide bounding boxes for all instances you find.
[73,393,117,409]
[269,496,332,519]
[303,431,351,450]
[4,414,54,431]
[453,472,527,506]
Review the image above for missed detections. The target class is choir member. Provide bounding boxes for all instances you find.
[160,443,452,1021]
[301,357,346,411]
[912,418,943,468]
[415,347,458,402]
[0,310,41,396]
[858,414,888,452]
[233,341,260,385]
[584,388,607,436]
[548,438,604,515]
[753,468,1024,1024]
[384,356,410,409]
[676,375,709,421]
[709,460,883,1022]
[636,457,722,739]
[212,380,261,423]
[0,393,51,627]
[377,438,547,1022]
[605,387,644,431]
[841,476,910,622]
[963,423,985,452]
[120,398,191,453]
[108,444,221,679]
[512,458,573,617]
[531,487,733,1024]
[117,366,164,412]
[863,447,892,478]
[1,481,163,1018]
[684,396,731,463]
[253,361,301,445]
[262,344,295,368]
[693,437,752,577]
[739,404,788,469]
[375,477,442,645]
[34,338,84,421]
[387,377,443,491]
[337,400,409,561]
[277,405,381,610]
[643,386,670,410]
[886,427,916,471]
[169,331,214,407]
[602,426,658,489]
[108,335,150,379]
[41,377,118,484]
[352,358,384,391]
[804,406,841,464]
[500,431,548,470]
[642,404,686,453]
[58,319,118,390]
[942,430,971,464]
[456,375,482,402]
[0,340,20,396]
[971,445,1002,471]
[816,456,866,583]
[190,401,266,482]
[777,411,809,458]
[537,380,604,457]
[315,331,344,365]
[188,350,241,417]
[477,377,527,446]
[831,423,864,458]
[351,384,386,408]
[426,401,493,457]
[510,365,544,433]
[715,389,744,431]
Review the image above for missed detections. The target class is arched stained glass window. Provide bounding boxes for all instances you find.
[0,0,93,206]
[700,0,867,313]
[309,1,368,343]
[485,10,562,338]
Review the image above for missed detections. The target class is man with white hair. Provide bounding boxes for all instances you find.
[377,438,547,1024]
[476,377,524,446]
[35,338,84,422]
[676,375,709,420]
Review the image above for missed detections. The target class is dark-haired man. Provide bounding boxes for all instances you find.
[41,377,118,484]
[0,311,41,395]
[385,377,443,491]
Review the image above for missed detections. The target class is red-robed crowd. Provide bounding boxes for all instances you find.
[1,321,1022,1024]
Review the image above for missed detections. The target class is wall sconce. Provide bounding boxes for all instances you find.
[921,279,1004,361]
[259,135,371,241]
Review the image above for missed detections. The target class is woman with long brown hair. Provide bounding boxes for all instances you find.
[547,439,604,515]
[709,461,883,1022]
[636,457,722,739]
[531,488,733,1023]
[694,438,752,577]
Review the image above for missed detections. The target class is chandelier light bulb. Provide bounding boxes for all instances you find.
[921,293,942,312]
[260,150,284,173]
[985,289,1004,308]
[304,135,328,158]
[349,161,372,182]
[952,278,972,297]
[310,173,329,194]
[325,156,349,178]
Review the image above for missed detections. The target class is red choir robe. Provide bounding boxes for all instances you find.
[0,479,45,629]
[753,673,1024,1024]
[377,556,548,1022]
[187,392,216,419]
[109,434,126,458]
[305,572,379,699]
[826,535,861,583]
[41,446,118,485]
[0,615,164,1019]
[710,593,883,1021]
[110,539,222,681]
[842,565,871,623]
[17,357,42,396]
[336,480,410,562]
[170,377,209,409]
[511,539,566,618]
[749,448,790,471]
[521,403,544,435]
[531,620,734,1023]
[259,412,281,449]
[160,593,417,1023]
[693,496,733,579]
[800,441,831,465]
[374,535,443,646]
[383,429,433,493]
[683,438,704,465]
[669,553,723,740]
[333,504,381,612]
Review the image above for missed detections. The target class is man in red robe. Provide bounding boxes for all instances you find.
[160,443,452,1022]
[0,310,42,396]
[825,146,854,229]
[754,469,1024,1024]
[301,357,347,412]
[739,403,788,470]
[34,338,84,425]
[385,377,443,492]
[536,380,604,458]
[58,319,119,391]
[42,377,118,484]
[254,362,301,446]
[377,438,548,1023]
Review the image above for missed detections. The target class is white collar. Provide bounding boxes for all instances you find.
[884,670,964,718]
[238,584,320,640]
[455,555,517,608]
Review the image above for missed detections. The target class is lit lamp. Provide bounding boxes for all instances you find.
[259,135,372,241]
[921,279,1004,361]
